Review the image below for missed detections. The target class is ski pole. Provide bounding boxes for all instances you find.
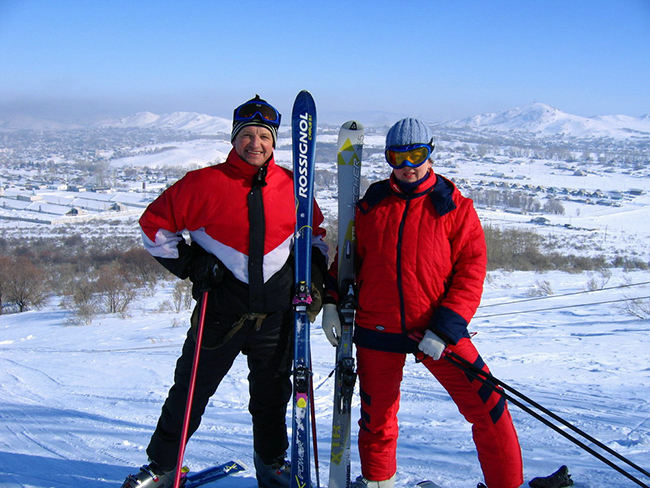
[310,350,321,488]
[445,350,650,479]
[173,290,209,488]
[443,350,650,488]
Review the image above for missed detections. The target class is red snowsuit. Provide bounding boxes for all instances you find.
[349,171,523,488]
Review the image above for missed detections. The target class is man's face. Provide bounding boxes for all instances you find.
[233,125,274,167]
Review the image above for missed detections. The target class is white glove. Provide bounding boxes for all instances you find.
[321,303,341,347]
[418,330,447,360]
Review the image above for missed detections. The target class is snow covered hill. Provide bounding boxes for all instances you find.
[445,103,650,139]
[1,270,649,487]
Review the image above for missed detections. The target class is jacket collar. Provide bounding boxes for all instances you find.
[429,174,457,216]
[389,170,457,216]
[225,147,275,181]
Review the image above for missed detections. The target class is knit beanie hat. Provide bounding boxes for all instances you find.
[231,95,281,147]
[385,117,433,148]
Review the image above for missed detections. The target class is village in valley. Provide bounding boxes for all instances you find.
[1,104,649,265]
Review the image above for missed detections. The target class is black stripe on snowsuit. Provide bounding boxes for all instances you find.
[463,354,507,424]
[249,165,267,312]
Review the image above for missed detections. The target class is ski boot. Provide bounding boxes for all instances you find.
[253,452,291,488]
[121,461,183,488]
[351,474,396,488]
[529,465,573,488]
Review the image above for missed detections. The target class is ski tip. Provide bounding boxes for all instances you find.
[294,90,315,102]
[341,120,364,130]
[416,481,443,488]
[230,459,248,470]
[292,90,317,116]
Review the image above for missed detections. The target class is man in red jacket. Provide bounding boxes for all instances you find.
[122,96,328,488]
[322,118,523,488]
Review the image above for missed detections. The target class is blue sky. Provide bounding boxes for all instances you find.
[1,0,649,125]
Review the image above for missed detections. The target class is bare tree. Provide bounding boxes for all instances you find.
[2,256,49,312]
[0,256,11,314]
[119,247,164,285]
[95,262,137,315]
[543,198,565,215]
[171,280,193,313]
[61,278,100,325]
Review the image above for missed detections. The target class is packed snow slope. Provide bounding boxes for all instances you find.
[1,269,649,487]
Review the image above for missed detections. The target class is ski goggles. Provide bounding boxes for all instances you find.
[385,141,435,169]
[233,99,281,127]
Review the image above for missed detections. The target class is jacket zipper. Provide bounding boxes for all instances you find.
[396,196,410,334]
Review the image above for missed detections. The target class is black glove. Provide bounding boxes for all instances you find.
[188,254,223,290]
[307,258,325,322]
[307,284,323,323]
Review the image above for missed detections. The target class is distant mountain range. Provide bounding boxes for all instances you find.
[443,103,650,139]
[2,103,649,140]
[92,103,650,141]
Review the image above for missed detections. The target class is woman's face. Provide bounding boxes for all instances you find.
[393,159,432,183]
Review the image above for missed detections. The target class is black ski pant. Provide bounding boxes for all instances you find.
[146,307,294,471]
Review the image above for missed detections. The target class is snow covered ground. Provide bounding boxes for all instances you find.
[1,269,649,487]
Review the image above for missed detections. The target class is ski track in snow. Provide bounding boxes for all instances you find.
[1,271,649,487]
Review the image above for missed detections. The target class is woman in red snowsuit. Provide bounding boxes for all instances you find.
[322,118,523,488]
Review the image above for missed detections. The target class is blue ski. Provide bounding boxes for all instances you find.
[290,90,318,488]
[184,460,246,487]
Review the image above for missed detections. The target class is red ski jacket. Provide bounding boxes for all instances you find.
[352,171,486,353]
[140,148,327,314]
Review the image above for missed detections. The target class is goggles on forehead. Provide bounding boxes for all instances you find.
[385,141,435,169]
[234,99,281,127]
